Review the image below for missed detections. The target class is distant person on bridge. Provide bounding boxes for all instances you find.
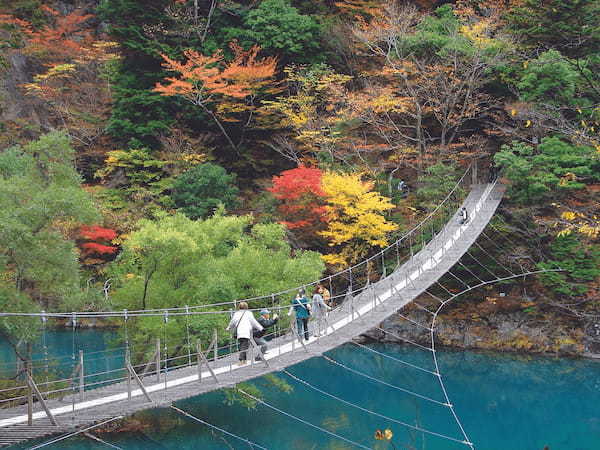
[317,283,332,307]
[288,288,311,341]
[311,288,331,337]
[253,309,279,359]
[227,302,263,366]
[459,207,469,225]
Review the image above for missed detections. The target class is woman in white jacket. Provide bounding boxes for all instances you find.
[227,302,263,366]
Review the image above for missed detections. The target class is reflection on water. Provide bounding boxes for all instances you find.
[4,332,600,449]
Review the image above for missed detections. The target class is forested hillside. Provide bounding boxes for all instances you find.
[1,0,599,363]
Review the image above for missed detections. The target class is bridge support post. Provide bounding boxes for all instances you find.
[79,350,84,401]
[126,351,131,401]
[26,352,32,426]
[26,373,59,426]
[196,338,218,383]
[155,338,161,383]
[126,361,153,403]
[250,339,269,368]
[213,329,218,362]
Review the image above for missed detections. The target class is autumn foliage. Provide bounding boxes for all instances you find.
[269,166,328,240]
[154,42,277,152]
[155,42,277,101]
[2,7,118,155]
[78,226,119,264]
[270,167,397,266]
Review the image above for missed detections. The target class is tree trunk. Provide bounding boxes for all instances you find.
[201,104,239,155]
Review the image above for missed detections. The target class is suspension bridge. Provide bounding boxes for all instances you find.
[0,167,559,449]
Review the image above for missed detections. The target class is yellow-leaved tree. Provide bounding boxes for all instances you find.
[320,172,397,267]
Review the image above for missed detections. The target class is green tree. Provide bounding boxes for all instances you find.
[171,163,240,219]
[506,0,600,101]
[516,50,584,107]
[506,0,600,59]
[109,212,324,354]
[97,0,199,147]
[416,162,461,211]
[538,235,600,297]
[0,132,98,357]
[494,138,600,204]
[232,0,323,64]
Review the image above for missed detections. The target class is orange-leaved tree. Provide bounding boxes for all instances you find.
[269,166,328,243]
[154,42,278,153]
[320,172,397,267]
[3,6,119,154]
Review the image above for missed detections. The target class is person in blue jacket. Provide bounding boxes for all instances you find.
[288,288,311,341]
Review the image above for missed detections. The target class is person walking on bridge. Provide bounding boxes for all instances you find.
[317,283,332,307]
[253,309,279,358]
[227,302,263,366]
[311,287,331,337]
[288,289,311,341]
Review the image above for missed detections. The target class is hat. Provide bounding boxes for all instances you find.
[260,309,271,315]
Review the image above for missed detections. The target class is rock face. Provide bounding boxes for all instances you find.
[363,299,587,357]
[0,51,49,134]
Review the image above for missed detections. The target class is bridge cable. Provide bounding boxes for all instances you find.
[473,242,515,277]
[483,227,528,273]
[236,388,370,450]
[83,432,123,450]
[170,405,267,450]
[350,341,439,376]
[27,415,123,450]
[320,355,447,406]
[430,306,475,449]
[464,250,500,280]
[456,261,485,285]
[282,369,471,446]
[373,326,433,352]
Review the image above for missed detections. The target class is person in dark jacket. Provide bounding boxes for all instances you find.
[253,309,279,357]
[288,288,311,341]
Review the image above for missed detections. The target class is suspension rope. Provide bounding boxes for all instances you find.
[41,311,49,394]
[445,268,471,290]
[430,310,474,449]
[465,250,500,280]
[185,306,192,366]
[236,388,370,450]
[321,355,447,406]
[170,405,267,449]
[374,326,433,352]
[163,311,169,392]
[456,261,485,284]
[123,309,129,358]
[84,432,123,450]
[473,242,515,277]
[484,227,528,273]
[27,416,123,450]
[282,369,470,446]
[71,312,77,361]
[351,341,439,376]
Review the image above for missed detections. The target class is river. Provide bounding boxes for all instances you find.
[3,331,600,449]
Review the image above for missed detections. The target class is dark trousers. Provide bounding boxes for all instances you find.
[238,338,250,361]
[254,336,268,355]
[296,317,309,341]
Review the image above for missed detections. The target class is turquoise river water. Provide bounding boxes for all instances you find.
[3,330,600,450]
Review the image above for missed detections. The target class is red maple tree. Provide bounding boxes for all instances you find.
[269,166,328,242]
[77,226,118,263]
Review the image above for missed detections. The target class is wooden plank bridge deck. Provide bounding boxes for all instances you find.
[0,182,504,448]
